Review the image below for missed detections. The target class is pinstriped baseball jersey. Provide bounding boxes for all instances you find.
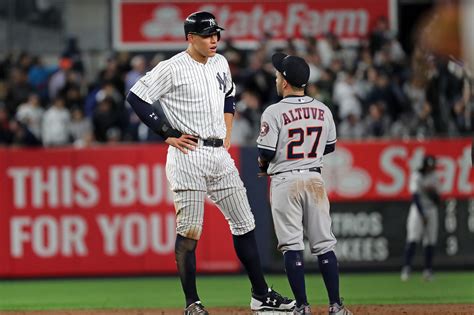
[129,50,254,240]
[256,96,336,175]
[130,51,235,139]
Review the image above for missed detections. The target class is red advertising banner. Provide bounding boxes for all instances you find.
[112,0,396,50]
[0,145,240,278]
[1,138,472,277]
[324,138,473,201]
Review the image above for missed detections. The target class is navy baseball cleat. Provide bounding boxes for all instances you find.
[251,287,296,312]
[328,301,352,315]
[184,301,209,315]
[293,303,312,314]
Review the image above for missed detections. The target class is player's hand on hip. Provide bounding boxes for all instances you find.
[165,135,198,154]
[224,136,231,150]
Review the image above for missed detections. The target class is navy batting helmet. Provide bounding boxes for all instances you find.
[184,11,224,40]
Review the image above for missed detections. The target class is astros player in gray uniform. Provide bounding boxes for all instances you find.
[126,11,294,315]
[401,155,441,282]
[257,53,352,315]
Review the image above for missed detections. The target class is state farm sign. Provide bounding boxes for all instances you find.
[113,0,396,50]
[323,138,473,201]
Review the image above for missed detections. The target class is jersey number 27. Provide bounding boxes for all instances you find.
[287,126,322,159]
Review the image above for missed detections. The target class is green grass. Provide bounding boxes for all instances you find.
[0,272,473,310]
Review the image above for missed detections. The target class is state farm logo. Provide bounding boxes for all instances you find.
[322,143,473,200]
[138,3,370,40]
[322,147,371,197]
[142,6,183,38]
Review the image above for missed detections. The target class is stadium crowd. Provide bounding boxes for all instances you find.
[0,17,472,148]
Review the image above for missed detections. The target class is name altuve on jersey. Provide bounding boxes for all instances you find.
[282,107,325,125]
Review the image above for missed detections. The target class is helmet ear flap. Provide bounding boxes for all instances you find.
[217,32,221,41]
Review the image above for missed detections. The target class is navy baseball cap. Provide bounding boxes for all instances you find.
[271,52,310,88]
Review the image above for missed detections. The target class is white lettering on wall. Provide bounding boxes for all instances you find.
[7,166,99,209]
[10,215,88,258]
[197,4,369,39]
[376,146,407,195]
[109,164,166,206]
[97,213,175,256]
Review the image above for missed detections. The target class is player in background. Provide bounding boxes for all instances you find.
[401,155,441,282]
[257,52,352,315]
[126,11,295,315]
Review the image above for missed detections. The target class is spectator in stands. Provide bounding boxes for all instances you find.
[41,96,71,146]
[230,106,254,147]
[333,68,362,121]
[235,89,263,145]
[363,102,391,138]
[5,67,34,116]
[366,68,407,122]
[15,92,44,140]
[63,84,83,109]
[125,55,147,94]
[48,56,73,101]
[306,83,332,109]
[369,16,391,56]
[240,49,276,106]
[62,36,84,74]
[95,81,123,106]
[105,127,122,144]
[306,52,323,84]
[9,119,41,147]
[0,103,13,145]
[92,97,126,142]
[69,106,93,146]
[412,102,436,138]
[339,113,365,140]
[97,56,124,97]
[27,56,57,102]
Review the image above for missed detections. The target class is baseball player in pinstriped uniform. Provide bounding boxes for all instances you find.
[126,11,294,315]
[401,155,441,282]
[257,53,352,315]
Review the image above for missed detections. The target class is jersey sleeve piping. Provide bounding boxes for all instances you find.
[257,143,276,151]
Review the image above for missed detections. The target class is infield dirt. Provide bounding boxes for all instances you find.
[1,304,474,315]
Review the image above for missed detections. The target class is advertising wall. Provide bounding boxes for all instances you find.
[255,138,474,271]
[112,0,397,50]
[0,145,240,278]
[0,138,473,277]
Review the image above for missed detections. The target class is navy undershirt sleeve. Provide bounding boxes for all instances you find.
[258,148,276,162]
[126,91,165,135]
[324,143,336,155]
[224,96,236,114]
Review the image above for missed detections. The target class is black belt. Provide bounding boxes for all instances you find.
[272,167,321,176]
[191,138,223,147]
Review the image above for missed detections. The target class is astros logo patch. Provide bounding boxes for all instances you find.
[260,122,269,137]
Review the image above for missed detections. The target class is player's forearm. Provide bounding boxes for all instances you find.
[224,112,233,139]
[126,92,181,139]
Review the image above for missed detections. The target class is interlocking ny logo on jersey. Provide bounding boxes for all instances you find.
[216,72,227,92]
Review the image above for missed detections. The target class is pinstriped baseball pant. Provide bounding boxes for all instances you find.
[166,145,256,240]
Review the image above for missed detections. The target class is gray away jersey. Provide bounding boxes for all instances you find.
[257,96,336,175]
[130,51,235,139]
